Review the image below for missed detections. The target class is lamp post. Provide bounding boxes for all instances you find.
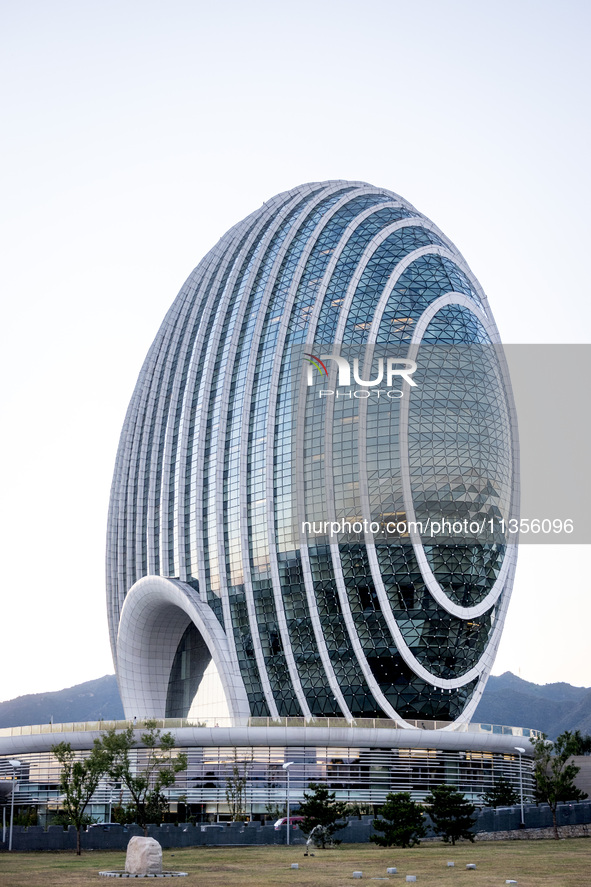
[105,779,120,824]
[514,746,526,827]
[8,759,22,852]
[282,762,295,845]
[107,784,114,824]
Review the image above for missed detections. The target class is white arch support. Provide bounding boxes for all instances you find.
[116,576,250,721]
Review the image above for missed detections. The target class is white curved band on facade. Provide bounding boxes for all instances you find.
[353,256,483,684]
[319,245,466,718]
[208,191,307,720]
[447,549,518,728]
[267,191,391,721]
[174,247,243,589]
[190,203,286,693]
[261,186,369,719]
[0,724,534,759]
[237,183,374,719]
[399,292,518,620]
[309,220,417,724]
[264,185,413,721]
[295,202,423,721]
[314,232,422,722]
[355,290,516,695]
[324,243,516,702]
[231,190,318,721]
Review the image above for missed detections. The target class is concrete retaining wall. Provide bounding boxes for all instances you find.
[476,824,591,841]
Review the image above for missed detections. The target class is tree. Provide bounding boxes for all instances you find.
[566,730,591,756]
[531,731,588,839]
[110,801,136,825]
[297,782,348,848]
[265,802,287,822]
[145,790,170,824]
[481,776,520,808]
[425,784,476,845]
[225,753,248,821]
[345,802,374,819]
[371,792,426,848]
[98,719,188,835]
[14,807,38,828]
[52,741,110,855]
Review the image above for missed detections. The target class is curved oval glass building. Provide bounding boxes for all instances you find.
[107,180,518,728]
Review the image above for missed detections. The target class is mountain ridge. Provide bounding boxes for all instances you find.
[1,672,589,738]
[0,675,125,726]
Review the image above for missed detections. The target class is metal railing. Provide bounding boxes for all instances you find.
[0,717,542,739]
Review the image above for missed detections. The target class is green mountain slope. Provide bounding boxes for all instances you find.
[0,675,124,727]
[473,672,590,737]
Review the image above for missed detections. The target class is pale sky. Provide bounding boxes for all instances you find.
[1,0,590,703]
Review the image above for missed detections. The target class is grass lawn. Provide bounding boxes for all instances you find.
[0,840,589,886]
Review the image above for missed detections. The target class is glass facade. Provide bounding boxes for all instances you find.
[0,734,536,822]
[0,717,540,824]
[107,180,518,727]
